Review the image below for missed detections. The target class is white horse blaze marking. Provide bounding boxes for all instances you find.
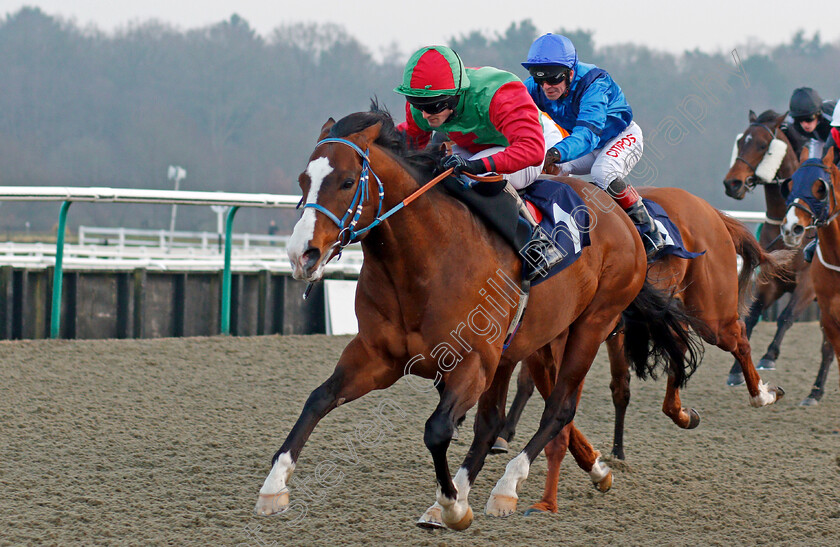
[490,452,530,499]
[260,452,295,495]
[750,380,776,407]
[288,157,333,265]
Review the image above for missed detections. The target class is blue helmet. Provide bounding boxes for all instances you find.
[521,34,578,69]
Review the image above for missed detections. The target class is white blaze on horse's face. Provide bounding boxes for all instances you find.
[288,156,333,280]
[781,202,806,247]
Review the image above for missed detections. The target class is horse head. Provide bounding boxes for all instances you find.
[723,110,793,199]
[781,146,839,248]
[287,116,386,282]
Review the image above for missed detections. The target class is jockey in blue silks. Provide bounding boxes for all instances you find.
[522,33,665,256]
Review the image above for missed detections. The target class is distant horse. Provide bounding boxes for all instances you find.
[252,104,700,530]
[781,147,840,408]
[489,188,788,514]
[723,109,833,404]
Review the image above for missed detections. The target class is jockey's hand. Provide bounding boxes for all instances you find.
[545,147,561,165]
[439,154,485,176]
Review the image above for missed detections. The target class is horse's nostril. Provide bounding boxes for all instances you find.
[301,248,321,271]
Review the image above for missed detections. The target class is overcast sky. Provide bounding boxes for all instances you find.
[1,0,839,59]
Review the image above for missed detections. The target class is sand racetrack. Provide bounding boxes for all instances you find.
[2,322,840,546]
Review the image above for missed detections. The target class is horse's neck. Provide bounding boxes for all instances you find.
[818,186,840,264]
[762,185,787,222]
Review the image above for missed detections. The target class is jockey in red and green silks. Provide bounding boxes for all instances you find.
[395,45,561,190]
[394,45,567,280]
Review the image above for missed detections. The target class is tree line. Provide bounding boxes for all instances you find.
[0,8,837,233]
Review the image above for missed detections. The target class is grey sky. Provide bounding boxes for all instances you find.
[1,0,838,59]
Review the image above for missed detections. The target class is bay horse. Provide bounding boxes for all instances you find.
[485,187,788,514]
[252,104,700,530]
[723,109,833,404]
[781,147,840,408]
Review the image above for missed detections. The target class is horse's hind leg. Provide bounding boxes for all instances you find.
[417,359,516,529]
[800,331,835,406]
[757,278,816,371]
[662,374,701,428]
[606,332,631,459]
[728,283,785,385]
[715,318,784,406]
[492,363,535,454]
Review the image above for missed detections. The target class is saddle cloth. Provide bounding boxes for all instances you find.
[522,182,703,286]
[522,179,591,286]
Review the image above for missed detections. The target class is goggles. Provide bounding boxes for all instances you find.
[793,113,820,124]
[407,95,457,115]
[529,66,568,86]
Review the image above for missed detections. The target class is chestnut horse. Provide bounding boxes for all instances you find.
[252,105,700,530]
[723,109,833,404]
[488,188,788,512]
[781,147,840,404]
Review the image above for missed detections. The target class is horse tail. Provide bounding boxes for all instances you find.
[621,281,704,388]
[714,210,797,311]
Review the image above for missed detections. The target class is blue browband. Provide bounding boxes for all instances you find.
[302,137,387,248]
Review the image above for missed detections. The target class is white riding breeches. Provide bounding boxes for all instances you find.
[556,121,644,190]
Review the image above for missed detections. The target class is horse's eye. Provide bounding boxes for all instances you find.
[341,178,355,190]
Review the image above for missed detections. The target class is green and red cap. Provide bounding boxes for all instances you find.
[394,46,470,98]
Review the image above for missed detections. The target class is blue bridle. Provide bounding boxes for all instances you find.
[302,137,386,249]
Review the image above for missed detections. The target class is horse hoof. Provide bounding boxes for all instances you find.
[774,385,785,401]
[490,437,509,455]
[686,408,701,429]
[524,502,556,515]
[727,372,745,386]
[416,504,444,529]
[451,427,460,441]
[443,505,473,531]
[799,396,819,407]
[254,491,289,516]
[595,471,613,493]
[756,358,776,370]
[485,494,518,517]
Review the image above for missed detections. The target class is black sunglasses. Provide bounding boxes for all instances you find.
[529,68,567,86]
[407,97,455,115]
[794,114,819,124]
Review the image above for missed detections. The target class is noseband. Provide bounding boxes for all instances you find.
[734,123,787,190]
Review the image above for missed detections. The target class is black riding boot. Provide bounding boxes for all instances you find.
[607,178,665,258]
[515,197,566,281]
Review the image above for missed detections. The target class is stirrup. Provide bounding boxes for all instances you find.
[521,232,565,281]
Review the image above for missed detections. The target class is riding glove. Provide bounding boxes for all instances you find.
[440,154,486,176]
[545,147,562,165]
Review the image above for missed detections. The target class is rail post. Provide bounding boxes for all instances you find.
[50,201,72,338]
[220,205,241,335]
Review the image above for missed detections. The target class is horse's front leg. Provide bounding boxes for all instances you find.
[417,358,514,529]
[421,353,488,531]
[255,340,399,515]
[492,362,535,454]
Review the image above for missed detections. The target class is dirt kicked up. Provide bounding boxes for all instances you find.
[2,322,840,546]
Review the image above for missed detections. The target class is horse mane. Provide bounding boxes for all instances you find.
[328,98,440,177]
[756,109,782,123]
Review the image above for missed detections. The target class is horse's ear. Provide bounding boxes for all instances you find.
[749,110,757,123]
[780,178,792,200]
[772,114,786,131]
[356,122,383,149]
[823,146,835,168]
[318,118,336,141]
[799,146,810,163]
